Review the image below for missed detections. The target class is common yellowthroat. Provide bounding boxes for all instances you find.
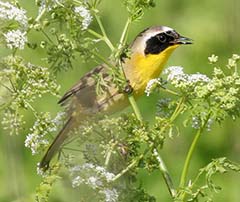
[40,26,192,169]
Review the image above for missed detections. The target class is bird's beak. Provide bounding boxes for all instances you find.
[170,36,193,45]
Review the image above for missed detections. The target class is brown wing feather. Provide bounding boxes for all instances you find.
[58,65,105,106]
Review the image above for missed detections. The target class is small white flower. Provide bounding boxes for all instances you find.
[74,6,92,30]
[4,30,27,50]
[145,78,162,96]
[72,176,85,188]
[96,165,106,173]
[191,116,200,129]
[51,111,65,130]
[188,73,210,83]
[100,188,119,202]
[25,133,49,155]
[70,163,116,190]
[232,54,240,60]
[82,163,95,169]
[206,118,214,131]
[164,66,186,81]
[164,66,210,90]
[153,149,161,163]
[208,54,218,64]
[87,176,102,189]
[0,1,28,28]
[104,172,115,182]
[36,162,46,177]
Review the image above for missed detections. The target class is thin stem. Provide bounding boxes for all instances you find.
[41,30,55,44]
[179,128,202,188]
[24,101,38,118]
[35,7,46,22]
[179,112,211,201]
[88,27,114,51]
[170,97,185,122]
[104,141,117,167]
[89,50,116,70]
[94,14,114,51]
[87,29,103,39]
[153,149,176,197]
[118,18,131,49]
[128,94,143,123]
[0,82,13,93]
[111,154,143,182]
[159,86,179,96]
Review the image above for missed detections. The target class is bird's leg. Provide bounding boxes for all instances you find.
[123,80,133,94]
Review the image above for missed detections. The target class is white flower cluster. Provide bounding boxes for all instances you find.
[145,78,162,96]
[191,116,201,129]
[74,6,92,30]
[165,66,210,83]
[191,116,214,131]
[3,30,27,50]
[0,1,28,49]
[37,0,64,14]
[164,66,210,89]
[70,163,118,202]
[227,54,240,70]
[25,112,64,155]
[0,1,28,28]
[100,188,119,202]
[25,133,49,155]
[1,109,25,135]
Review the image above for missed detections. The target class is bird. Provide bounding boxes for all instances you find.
[40,25,192,170]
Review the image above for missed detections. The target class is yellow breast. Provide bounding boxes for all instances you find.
[124,45,179,97]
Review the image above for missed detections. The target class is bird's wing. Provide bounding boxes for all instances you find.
[58,64,127,117]
[58,65,105,107]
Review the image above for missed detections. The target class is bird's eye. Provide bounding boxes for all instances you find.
[157,34,167,43]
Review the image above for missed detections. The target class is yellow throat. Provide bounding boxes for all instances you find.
[124,44,180,96]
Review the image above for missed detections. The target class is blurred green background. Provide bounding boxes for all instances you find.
[0,0,240,201]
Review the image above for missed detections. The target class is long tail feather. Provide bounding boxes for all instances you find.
[39,117,74,170]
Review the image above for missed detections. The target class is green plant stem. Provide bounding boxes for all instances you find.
[153,149,176,197]
[160,86,179,96]
[170,97,185,122]
[88,50,120,73]
[179,128,202,189]
[35,7,46,22]
[128,94,143,123]
[179,113,211,191]
[112,154,144,182]
[87,29,103,39]
[94,14,115,51]
[118,17,131,49]
[104,141,118,167]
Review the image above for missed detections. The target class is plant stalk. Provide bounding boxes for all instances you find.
[118,17,131,49]
[179,113,211,192]
[127,94,143,123]
[94,14,115,51]
[153,149,176,197]
[112,154,143,182]
[179,128,202,189]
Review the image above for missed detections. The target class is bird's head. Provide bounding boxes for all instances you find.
[131,25,192,56]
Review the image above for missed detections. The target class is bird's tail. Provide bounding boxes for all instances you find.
[39,117,74,170]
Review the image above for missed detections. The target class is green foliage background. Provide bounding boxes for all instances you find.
[0,0,239,201]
